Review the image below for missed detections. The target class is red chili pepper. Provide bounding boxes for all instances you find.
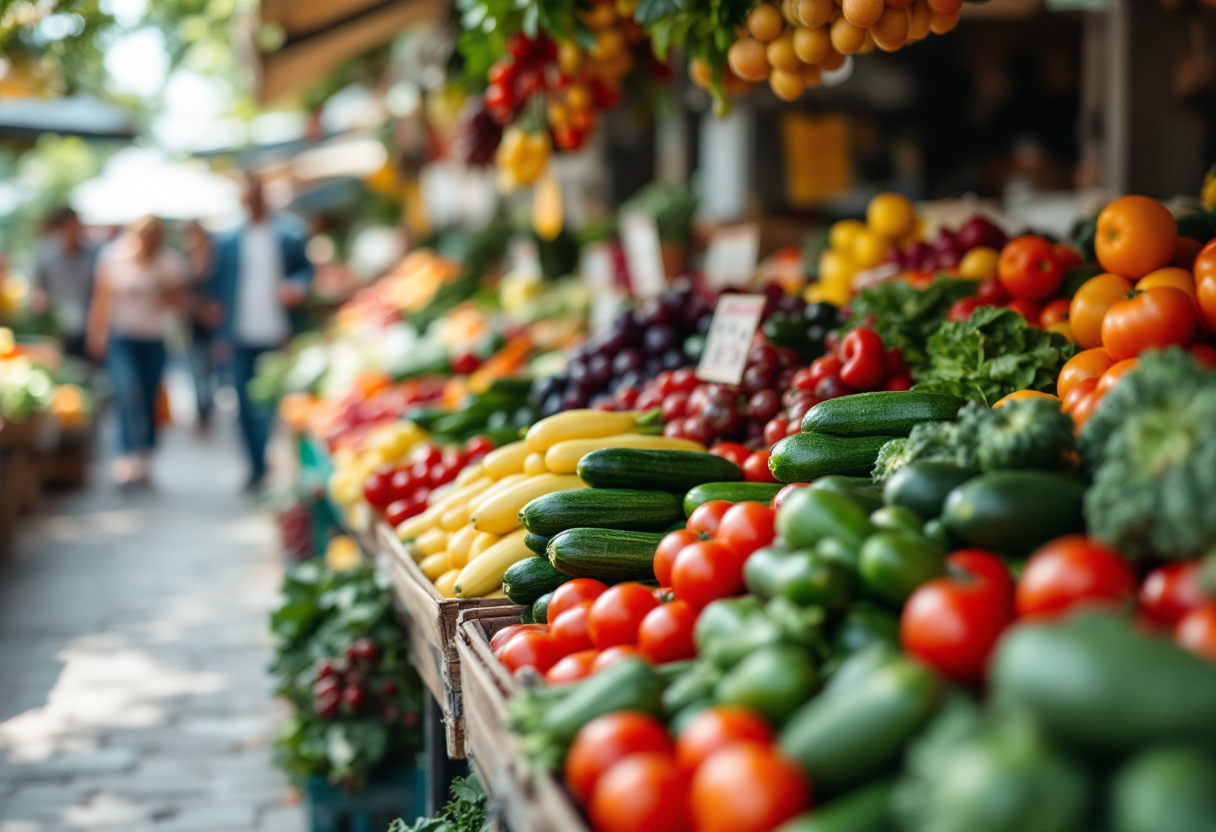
[839,328,886,391]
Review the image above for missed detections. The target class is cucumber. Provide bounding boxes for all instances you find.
[520,489,683,537]
[519,604,535,624]
[884,462,975,519]
[941,470,1085,555]
[809,476,884,513]
[577,448,743,492]
[524,533,552,556]
[801,391,966,437]
[779,652,943,797]
[532,592,552,624]
[502,556,569,606]
[1111,745,1216,832]
[548,528,663,581]
[770,432,902,483]
[683,482,784,516]
[776,779,898,832]
[532,658,666,747]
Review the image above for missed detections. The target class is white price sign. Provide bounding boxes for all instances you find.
[621,213,667,300]
[696,294,766,385]
[509,237,541,277]
[704,224,760,290]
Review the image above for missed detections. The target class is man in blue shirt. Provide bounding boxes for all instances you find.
[210,174,313,491]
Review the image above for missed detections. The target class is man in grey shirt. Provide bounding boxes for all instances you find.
[33,207,97,360]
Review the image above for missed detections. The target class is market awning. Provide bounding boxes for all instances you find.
[0,95,138,141]
[257,0,447,104]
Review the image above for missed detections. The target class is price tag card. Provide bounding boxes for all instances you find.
[580,242,615,296]
[509,237,541,277]
[621,213,667,300]
[696,294,767,385]
[704,223,760,290]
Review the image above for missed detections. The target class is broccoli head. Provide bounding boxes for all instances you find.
[1079,348,1216,562]
[976,397,1075,472]
[872,437,910,482]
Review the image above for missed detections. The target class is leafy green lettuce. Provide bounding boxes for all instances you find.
[913,306,1077,406]
[847,276,977,370]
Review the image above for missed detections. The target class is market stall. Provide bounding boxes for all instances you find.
[250,0,1216,827]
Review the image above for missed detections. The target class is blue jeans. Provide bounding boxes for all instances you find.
[106,336,166,455]
[233,344,275,480]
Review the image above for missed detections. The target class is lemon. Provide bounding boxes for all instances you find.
[958,246,1000,280]
[866,192,917,239]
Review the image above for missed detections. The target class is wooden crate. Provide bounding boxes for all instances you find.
[378,521,518,759]
[456,607,592,832]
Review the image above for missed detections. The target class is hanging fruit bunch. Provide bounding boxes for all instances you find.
[456,0,652,190]
[637,0,966,106]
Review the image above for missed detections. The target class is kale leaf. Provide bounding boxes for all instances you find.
[847,276,977,370]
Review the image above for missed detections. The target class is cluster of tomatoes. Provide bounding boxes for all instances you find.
[901,534,1216,685]
[944,234,1082,336]
[1050,197,1216,424]
[361,436,496,525]
[312,639,415,725]
[326,379,446,451]
[563,706,810,832]
[492,500,778,683]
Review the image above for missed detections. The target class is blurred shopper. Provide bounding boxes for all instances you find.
[87,216,187,488]
[182,221,220,435]
[32,206,97,360]
[210,173,313,492]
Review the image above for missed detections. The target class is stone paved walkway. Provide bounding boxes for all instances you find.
[0,409,305,832]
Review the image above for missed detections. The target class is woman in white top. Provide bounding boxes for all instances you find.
[87,216,187,487]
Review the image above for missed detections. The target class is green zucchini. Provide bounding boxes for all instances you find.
[524,533,552,556]
[548,528,663,580]
[683,482,784,516]
[801,391,966,437]
[808,475,884,513]
[519,604,535,624]
[520,489,682,537]
[779,652,944,796]
[776,778,898,832]
[884,461,975,520]
[532,592,552,624]
[502,556,569,606]
[577,448,743,491]
[770,432,902,483]
[941,470,1085,555]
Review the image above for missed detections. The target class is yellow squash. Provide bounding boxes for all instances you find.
[470,473,586,535]
[454,529,531,598]
[543,435,706,474]
[524,409,638,453]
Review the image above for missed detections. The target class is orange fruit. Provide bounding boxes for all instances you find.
[1069,273,1134,349]
[1094,195,1178,279]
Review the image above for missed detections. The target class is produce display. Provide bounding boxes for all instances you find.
[270,172,1216,832]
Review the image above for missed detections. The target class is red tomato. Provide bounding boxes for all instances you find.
[709,442,751,467]
[1005,298,1042,326]
[1140,562,1210,628]
[676,707,775,774]
[839,328,886,391]
[498,630,560,674]
[590,644,650,673]
[690,743,811,832]
[742,450,779,483]
[1175,605,1216,663]
[655,530,700,586]
[1095,357,1139,396]
[1054,244,1084,270]
[977,276,1011,304]
[489,623,547,655]
[550,602,594,656]
[716,501,776,559]
[771,482,809,511]
[567,712,675,805]
[901,551,1014,684]
[637,600,698,663]
[998,235,1065,301]
[548,578,609,622]
[463,435,496,460]
[1040,298,1072,327]
[1069,389,1102,428]
[1101,286,1197,361]
[590,752,691,832]
[1016,535,1137,619]
[1189,343,1216,369]
[588,584,660,648]
[672,541,746,610]
[688,500,732,538]
[947,297,986,323]
[1061,376,1099,415]
[807,354,843,384]
[545,649,599,684]
[384,499,421,526]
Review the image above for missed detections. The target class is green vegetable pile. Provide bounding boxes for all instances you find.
[0,361,54,421]
[847,277,977,371]
[873,398,1076,482]
[390,776,488,832]
[913,306,1077,406]
[270,558,423,788]
[1080,348,1216,563]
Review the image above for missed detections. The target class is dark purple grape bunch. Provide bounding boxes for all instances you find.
[455,96,503,168]
[533,281,717,417]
